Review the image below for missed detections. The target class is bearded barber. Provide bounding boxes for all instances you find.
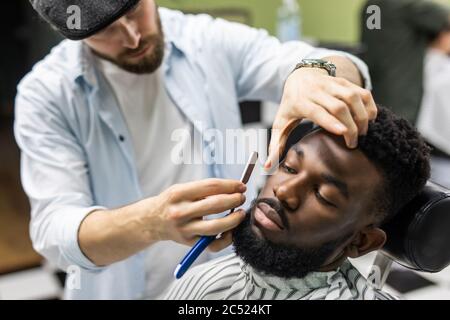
[16,0,376,299]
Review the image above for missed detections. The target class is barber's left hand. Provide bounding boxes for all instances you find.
[265,68,377,170]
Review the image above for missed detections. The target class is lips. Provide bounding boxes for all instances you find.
[128,43,152,58]
[254,202,285,232]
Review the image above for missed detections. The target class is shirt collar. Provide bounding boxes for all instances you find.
[78,43,98,88]
[239,258,353,294]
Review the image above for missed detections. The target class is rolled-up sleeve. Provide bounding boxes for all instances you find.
[14,77,106,272]
[209,18,371,103]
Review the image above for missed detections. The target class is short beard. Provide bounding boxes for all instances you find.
[117,33,165,74]
[94,10,165,74]
[232,205,351,279]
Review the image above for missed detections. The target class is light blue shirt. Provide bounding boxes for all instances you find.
[14,8,371,299]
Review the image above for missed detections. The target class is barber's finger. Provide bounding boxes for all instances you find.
[208,231,233,253]
[326,83,366,139]
[290,99,347,137]
[167,179,246,202]
[183,210,246,236]
[338,89,368,135]
[312,93,358,148]
[182,193,246,220]
[314,87,368,138]
[333,79,377,131]
[358,87,378,121]
[265,116,301,171]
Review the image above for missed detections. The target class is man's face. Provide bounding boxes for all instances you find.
[233,130,384,278]
[84,0,165,74]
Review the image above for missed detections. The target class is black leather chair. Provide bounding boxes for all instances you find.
[369,182,450,289]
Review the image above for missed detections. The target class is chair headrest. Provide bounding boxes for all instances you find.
[381,182,450,273]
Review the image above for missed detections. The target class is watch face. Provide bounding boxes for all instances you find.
[303,59,327,64]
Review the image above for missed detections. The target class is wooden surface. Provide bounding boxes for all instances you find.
[0,117,41,274]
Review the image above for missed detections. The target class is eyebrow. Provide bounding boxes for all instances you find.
[321,173,349,199]
[292,144,349,200]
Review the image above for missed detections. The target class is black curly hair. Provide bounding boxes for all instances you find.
[358,106,431,225]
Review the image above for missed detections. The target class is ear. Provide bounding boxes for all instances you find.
[344,227,387,259]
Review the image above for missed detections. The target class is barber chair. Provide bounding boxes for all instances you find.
[369,182,450,290]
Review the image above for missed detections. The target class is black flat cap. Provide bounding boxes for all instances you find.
[30,0,140,40]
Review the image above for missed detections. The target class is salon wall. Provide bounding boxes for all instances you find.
[159,0,450,44]
[158,0,366,44]
[299,0,450,44]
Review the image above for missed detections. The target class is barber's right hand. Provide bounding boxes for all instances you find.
[144,179,247,252]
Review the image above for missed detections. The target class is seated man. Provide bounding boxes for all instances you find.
[163,106,430,300]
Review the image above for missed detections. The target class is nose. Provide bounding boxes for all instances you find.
[118,17,141,49]
[273,176,305,211]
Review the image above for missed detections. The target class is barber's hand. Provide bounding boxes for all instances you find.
[149,179,246,252]
[265,68,377,170]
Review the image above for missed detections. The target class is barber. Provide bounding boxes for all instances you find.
[361,0,450,123]
[16,0,376,299]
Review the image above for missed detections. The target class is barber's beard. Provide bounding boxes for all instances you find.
[117,33,165,74]
[96,12,165,74]
[232,201,349,279]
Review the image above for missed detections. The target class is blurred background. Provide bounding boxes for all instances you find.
[1,0,450,300]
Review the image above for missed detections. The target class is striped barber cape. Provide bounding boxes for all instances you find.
[163,254,397,300]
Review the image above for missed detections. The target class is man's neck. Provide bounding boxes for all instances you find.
[319,251,348,272]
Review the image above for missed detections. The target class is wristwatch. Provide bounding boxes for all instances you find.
[293,59,337,77]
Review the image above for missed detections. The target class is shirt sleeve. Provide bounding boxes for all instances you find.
[14,77,107,273]
[403,0,450,34]
[206,18,371,104]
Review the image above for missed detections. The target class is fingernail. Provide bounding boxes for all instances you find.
[350,138,358,148]
[239,184,247,192]
[264,160,272,170]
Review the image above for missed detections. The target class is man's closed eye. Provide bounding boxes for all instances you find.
[280,163,337,208]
